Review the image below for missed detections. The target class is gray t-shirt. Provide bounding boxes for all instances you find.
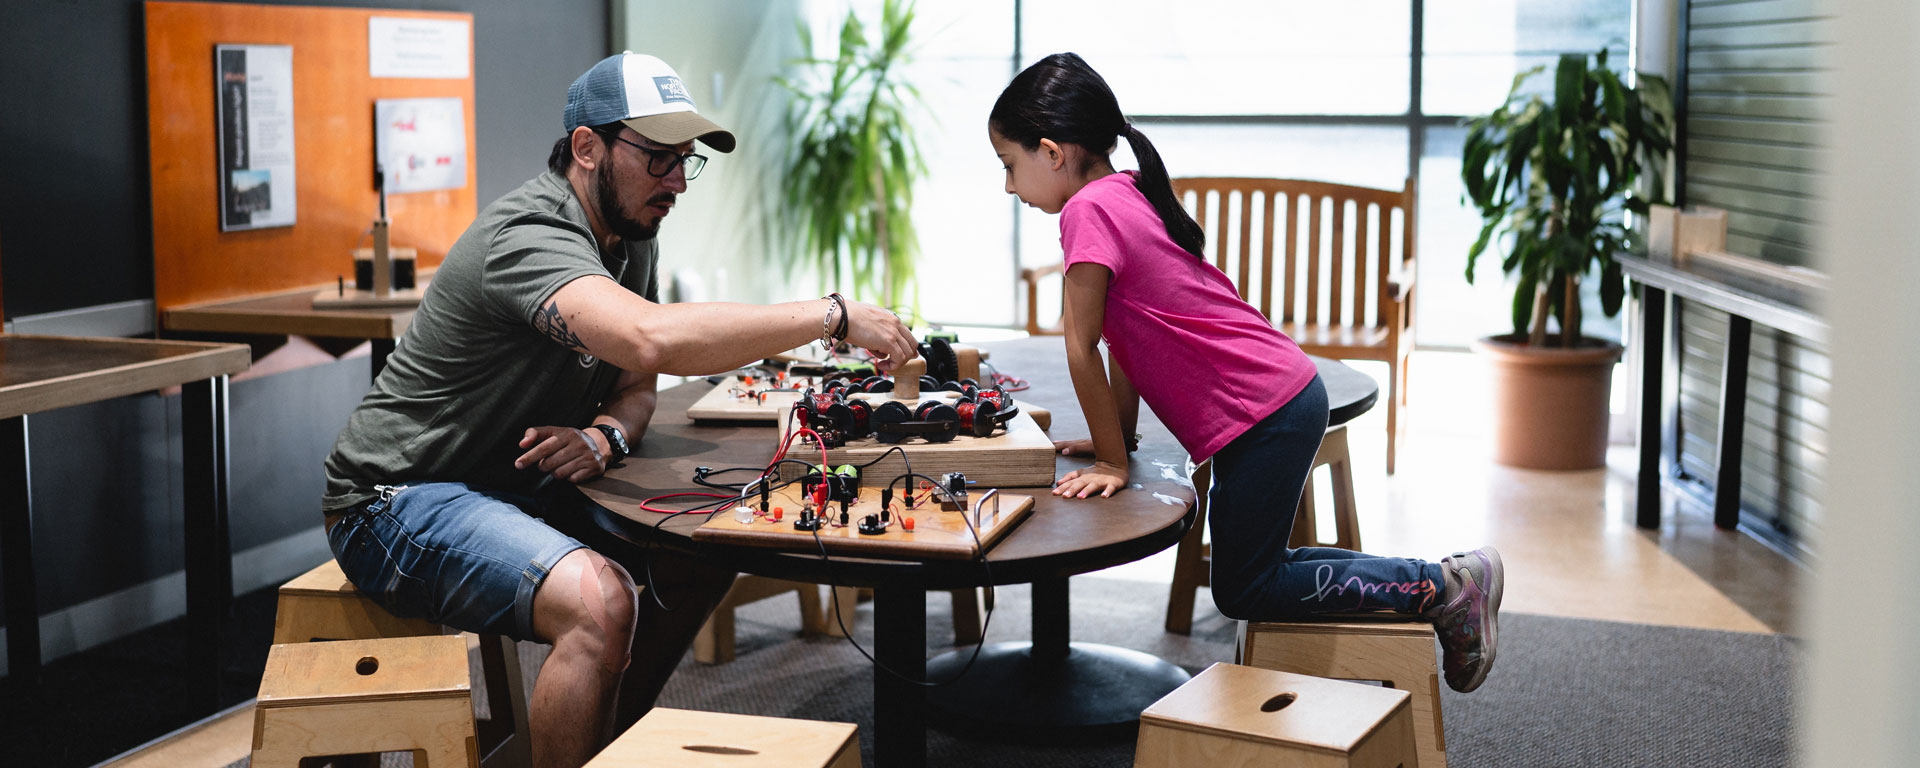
[322,170,658,512]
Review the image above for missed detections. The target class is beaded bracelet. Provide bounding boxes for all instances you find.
[820,297,838,349]
[828,292,849,342]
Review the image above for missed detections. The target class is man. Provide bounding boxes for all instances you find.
[321,52,916,768]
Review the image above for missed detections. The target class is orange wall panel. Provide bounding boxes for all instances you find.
[146,1,476,309]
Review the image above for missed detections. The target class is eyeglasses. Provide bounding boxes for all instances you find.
[598,131,707,180]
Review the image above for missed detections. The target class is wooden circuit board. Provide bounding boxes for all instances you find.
[780,391,1056,487]
[686,376,807,423]
[691,484,1034,560]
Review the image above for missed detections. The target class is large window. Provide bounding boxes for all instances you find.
[898,0,1631,346]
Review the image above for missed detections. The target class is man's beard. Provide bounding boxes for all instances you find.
[595,160,673,242]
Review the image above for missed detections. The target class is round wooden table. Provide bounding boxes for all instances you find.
[574,336,1378,766]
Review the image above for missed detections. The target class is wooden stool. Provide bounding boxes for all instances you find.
[251,635,478,767]
[274,559,441,644]
[1135,662,1416,768]
[274,560,533,768]
[1166,425,1362,635]
[585,707,861,767]
[1239,619,1446,768]
[695,576,827,664]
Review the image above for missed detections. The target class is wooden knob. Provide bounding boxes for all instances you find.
[892,358,925,400]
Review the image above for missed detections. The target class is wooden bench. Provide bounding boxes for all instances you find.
[1018,178,1418,472]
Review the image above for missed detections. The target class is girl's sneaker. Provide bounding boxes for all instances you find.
[1432,546,1503,692]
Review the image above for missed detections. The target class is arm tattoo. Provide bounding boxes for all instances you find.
[533,301,587,351]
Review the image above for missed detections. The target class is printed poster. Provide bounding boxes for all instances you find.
[216,44,296,231]
[375,98,467,194]
[368,17,470,79]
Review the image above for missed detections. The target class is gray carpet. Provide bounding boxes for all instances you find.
[231,578,1798,767]
[656,578,1799,767]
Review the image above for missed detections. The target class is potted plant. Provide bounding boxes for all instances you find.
[774,0,926,312]
[1462,49,1674,470]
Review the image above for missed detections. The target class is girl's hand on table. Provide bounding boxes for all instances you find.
[1054,461,1128,498]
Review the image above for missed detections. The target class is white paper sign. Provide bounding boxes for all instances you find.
[368,17,470,79]
[215,44,297,231]
[376,98,467,193]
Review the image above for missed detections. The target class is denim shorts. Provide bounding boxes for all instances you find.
[326,482,587,640]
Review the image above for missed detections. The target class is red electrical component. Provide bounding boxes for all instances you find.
[902,516,915,531]
[771,507,784,521]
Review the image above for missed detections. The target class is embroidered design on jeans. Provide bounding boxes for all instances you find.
[1301,563,1440,613]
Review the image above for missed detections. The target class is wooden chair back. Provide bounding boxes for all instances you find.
[1172,178,1415,333]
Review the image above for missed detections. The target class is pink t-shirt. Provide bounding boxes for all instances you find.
[1060,172,1317,462]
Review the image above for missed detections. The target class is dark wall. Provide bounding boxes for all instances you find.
[0,0,608,319]
[0,0,605,628]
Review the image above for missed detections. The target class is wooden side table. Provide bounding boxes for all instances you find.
[163,282,418,376]
[0,334,249,710]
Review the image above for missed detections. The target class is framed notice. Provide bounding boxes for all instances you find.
[215,44,297,231]
[375,98,467,194]
[368,17,470,79]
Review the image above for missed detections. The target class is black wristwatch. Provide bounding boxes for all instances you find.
[590,424,630,463]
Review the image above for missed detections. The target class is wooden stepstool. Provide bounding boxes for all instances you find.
[584,707,861,767]
[1135,662,1416,768]
[1166,425,1361,635]
[252,635,478,767]
[273,559,533,768]
[1239,619,1446,767]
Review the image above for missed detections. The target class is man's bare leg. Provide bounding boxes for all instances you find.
[529,548,638,768]
[612,548,738,728]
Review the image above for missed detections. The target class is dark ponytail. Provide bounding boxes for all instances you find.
[1120,124,1205,259]
[990,52,1205,259]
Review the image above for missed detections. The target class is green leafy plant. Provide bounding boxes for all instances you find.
[1462,48,1674,347]
[774,0,925,311]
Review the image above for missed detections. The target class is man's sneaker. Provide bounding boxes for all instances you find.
[1432,546,1504,693]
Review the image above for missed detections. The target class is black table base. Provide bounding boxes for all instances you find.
[925,642,1190,733]
[923,578,1190,739]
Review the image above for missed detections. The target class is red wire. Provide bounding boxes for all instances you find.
[991,371,1030,392]
[639,491,733,515]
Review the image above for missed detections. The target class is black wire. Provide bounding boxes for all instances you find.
[692,465,765,491]
[667,410,1002,684]
[638,492,739,612]
[811,499,994,688]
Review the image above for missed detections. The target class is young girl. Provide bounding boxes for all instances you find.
[990,53,1505,693]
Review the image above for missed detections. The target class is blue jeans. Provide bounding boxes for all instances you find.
[327,482,587,640]
[1207,375,1445,620]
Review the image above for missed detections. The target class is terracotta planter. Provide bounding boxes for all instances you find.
[1474,334,1623,471]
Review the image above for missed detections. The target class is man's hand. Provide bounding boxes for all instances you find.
[841,299,918,372]
[1053,460,1129,499]
[1053,438,1096,457]
[515,426,607,484]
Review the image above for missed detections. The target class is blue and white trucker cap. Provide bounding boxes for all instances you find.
[564,52,736,153]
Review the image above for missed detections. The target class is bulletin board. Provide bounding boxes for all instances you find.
[145,1,477,310]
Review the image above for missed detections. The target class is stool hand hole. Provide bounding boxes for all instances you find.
[683,745,760,755]
[1259,692,1297,712]
[355,656,380,676]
